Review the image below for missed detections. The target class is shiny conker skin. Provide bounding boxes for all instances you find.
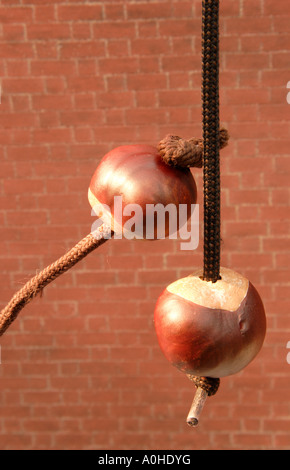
[88,144,197,239]
[154,268,266,378]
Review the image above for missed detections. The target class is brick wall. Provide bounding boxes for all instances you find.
[0,0,289,450]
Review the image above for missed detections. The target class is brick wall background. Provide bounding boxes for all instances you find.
[0,0,290,450]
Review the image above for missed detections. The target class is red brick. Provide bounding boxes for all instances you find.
[137,21,158,38]
[4,178,44,195]
[106,75,126,92]
[34,5,55,22]
[11,95,31,112]
[127,2,174,19]
[7,145,48,161]
[275,434,290,449]
[229,122,271,140]
[125,108,167,125]
[231,253,273,269]
[6,210,47,226]
[260,104,290,122]
[261,34,290,52]
[36,41,58,59]
[104,4,125,20]
[276,253,290,267]
[273,52,290,68]
[27,24,71,40]
[226,221,268,237]
[262,70,290,87]
[131,38,169,55]
[60,41,105,59]
[2,24,25,41]
[45,77,66,94]
[31,60,76,76]
[6,61,29,77]
[57,5,103,21]
[239,71,261,88]
[0,7,33,23]
[74,93,94,111]
[60,111,104,127]
[272,16,290,32]
[97,92,134,109]
[243,0,263,16]
[229,189,270,205]
[264,0,289,15]
[159,19,200,36]
[261,139,290,157]
[107,40,129,58]
[22,0,62,3]
[66,76,104,92]
[74,128,93,142]
[159,90,201,107]
[93,21,135,39]
[135,91,157,108]
[32,95,72,111]
[225,18,272,35]
[23,419,60,433]
[172,37,195,54]
[162,55,200,72]
[0,434,33,450]
[38,110,59,128]
[99,57,139,74]
[271,188,290,206]
[139,57,160,73]
[3,78,43,93]
[226,89,270,105]
[72,24,91,40]
[81,61,104,82]
[0,43,34,58]
[33,128,72,144]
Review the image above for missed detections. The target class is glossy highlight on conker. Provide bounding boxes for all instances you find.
[88,144,197,239]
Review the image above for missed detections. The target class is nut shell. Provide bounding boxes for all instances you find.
[89,144,197,238]
[154,268,266,378]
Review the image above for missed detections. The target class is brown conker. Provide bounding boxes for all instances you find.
[154,267,266,378]
[88,144,197,239]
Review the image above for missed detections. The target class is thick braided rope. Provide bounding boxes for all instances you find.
[185,0,222,399]
[202,0,221,283]
[0,224,112,337]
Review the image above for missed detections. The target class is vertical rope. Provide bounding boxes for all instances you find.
[202,0,221,283]
[185,1,222,423]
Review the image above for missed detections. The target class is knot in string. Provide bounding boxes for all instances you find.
[158,128,229,169]
[187,375,220,397]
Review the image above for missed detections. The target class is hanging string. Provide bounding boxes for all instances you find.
[185,0,222,425]
[202,0,221,283]
[0,224,113,337]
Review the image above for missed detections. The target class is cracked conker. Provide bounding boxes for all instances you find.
[154,267,266,378]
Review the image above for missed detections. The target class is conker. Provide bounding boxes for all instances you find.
[154,267,266,378]
[88,144,197,239]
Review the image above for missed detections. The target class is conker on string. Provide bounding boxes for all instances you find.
[88,144,197,239]
[0,141,200,336]
[154,267,266,378]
